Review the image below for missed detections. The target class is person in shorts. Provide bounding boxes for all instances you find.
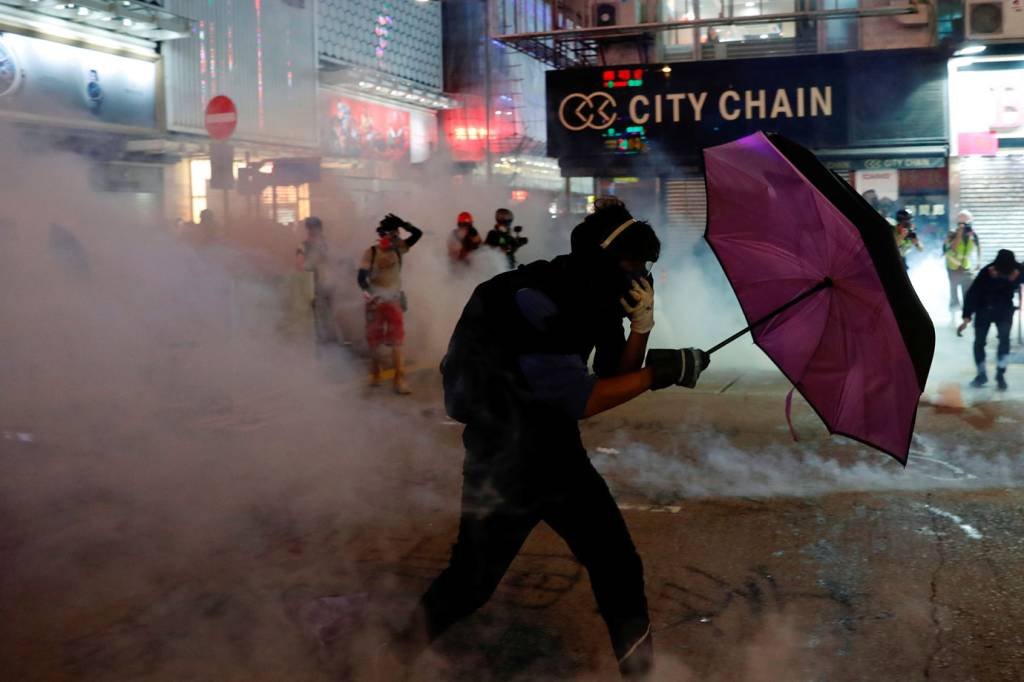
[357,213,422,393]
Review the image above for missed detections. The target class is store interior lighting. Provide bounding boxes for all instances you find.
[953,44,987,57]
[319,60,459,111]
[0,0,194,42]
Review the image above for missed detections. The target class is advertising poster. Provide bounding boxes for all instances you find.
[321,94,410,161]
[0,32,156,129]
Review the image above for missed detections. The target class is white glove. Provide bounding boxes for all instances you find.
[621,278,655,334]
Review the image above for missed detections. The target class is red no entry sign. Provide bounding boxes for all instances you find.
[204,95,237,140]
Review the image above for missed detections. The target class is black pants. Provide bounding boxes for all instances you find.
[973,308,1013,367]
[418,425,652,676]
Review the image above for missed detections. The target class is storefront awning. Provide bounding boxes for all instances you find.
[815,145,949,171]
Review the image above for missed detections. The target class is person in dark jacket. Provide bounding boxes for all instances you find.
[485,207,528,269]
[385,204,710,679]
[958,249,1022,390]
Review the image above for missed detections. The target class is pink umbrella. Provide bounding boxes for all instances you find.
[703,132,934,463]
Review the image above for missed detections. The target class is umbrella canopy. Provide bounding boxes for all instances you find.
[703,131,934,463]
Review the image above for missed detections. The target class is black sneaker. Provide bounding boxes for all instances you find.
[997,373,1008,391]
[970,374,988,388]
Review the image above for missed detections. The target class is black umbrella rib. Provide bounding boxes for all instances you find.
[708,277,833,355]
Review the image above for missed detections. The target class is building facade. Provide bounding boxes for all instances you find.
[502,0,976,263]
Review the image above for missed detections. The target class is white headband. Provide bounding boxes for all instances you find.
[600,218,637,250]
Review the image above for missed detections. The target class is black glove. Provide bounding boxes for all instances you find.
[646,348,710,390]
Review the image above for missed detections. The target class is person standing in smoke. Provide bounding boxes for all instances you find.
[357,213,422,394]
[485,207,528,269]
[958,249,1022,390]
[892,209,923,269]
[387,203,710,678]
[448,211,482,266]
[944,210,982,316]
[295,216,342,347]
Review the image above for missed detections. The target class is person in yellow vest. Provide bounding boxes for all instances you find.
[943,210,982,314]
[893,209,923,269]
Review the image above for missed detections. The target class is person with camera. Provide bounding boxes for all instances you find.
[892,209,923,270]
[357,213,422,394]
[944,210,982,315]
[485,207,528,269]
[958,249,1022,391]
[381,203,711,679]
[448,211,482,267]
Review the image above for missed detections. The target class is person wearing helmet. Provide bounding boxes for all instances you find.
[357,213,422,393]
[944,210,982,315]
[893,209,923,269]
[386,203,710,678]
[295,216,340,346]
[958,249,1023,390]
[485,207,528,269]
[448,211,481,266]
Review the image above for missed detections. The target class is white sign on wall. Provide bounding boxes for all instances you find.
[855,169,900,202]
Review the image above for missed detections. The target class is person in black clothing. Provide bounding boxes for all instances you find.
[485,207,528,269]
[387,204,710,679]
[958,249,1022,390]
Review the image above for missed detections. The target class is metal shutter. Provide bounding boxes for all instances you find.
[662,178,707,267]
[959,156,1024,260]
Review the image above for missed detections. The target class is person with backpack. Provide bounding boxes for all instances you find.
[357,213,422,394]
[385,203,710,678]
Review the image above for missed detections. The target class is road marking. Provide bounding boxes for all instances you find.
[912,455,977,482]
[922,504,983,540]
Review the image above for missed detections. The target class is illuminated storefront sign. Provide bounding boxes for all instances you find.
[949,57,1024,156]
[0,32,156,129]
[547,49,948,174]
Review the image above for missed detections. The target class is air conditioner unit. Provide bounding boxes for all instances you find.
[966,0,1024,40]
[593,0,638,27]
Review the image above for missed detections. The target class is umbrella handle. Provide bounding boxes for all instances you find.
[707,277,833,355]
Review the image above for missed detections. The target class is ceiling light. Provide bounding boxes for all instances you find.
[77,6,89,15]
[953,44,987,56]
[122,17,133,26]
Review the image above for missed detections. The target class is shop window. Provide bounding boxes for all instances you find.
[821,0,858,51]
[701,0,796,43]
[258,184,310,224]
[663,0,697,52]
[188,157,245,223]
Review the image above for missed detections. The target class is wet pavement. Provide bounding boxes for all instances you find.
[2,364,1023,681]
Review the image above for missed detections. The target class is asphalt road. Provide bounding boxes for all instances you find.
[3,364,1023,681]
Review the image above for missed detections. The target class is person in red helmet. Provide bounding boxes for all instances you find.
[448,211,481,266]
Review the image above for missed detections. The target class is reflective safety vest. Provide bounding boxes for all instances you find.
[944,234,979,271]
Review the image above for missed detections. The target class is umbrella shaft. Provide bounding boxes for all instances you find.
[708,278,833,355]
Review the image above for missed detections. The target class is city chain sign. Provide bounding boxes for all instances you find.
[546,49,948,174]
[558,86,834,131]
